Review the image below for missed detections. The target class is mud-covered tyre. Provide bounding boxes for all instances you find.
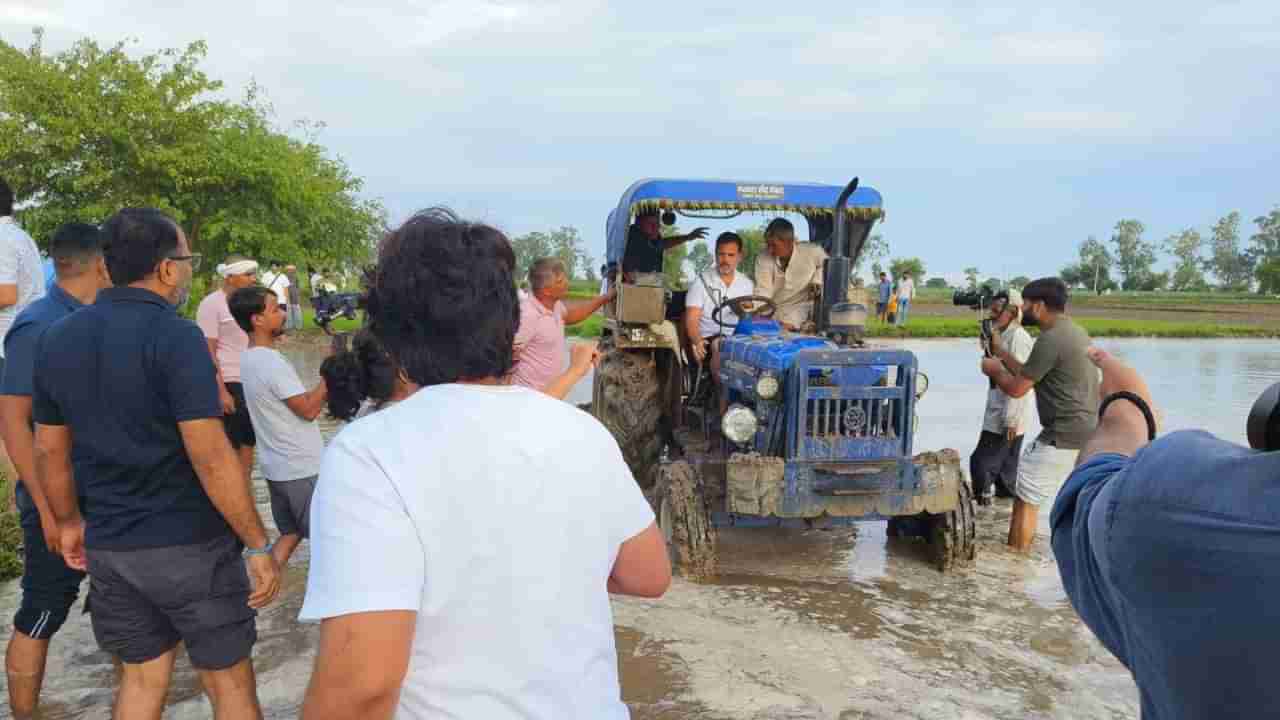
[651,461,717,578]
[925,479,977,572]
[886,516,927,538]
[593,338,664,489]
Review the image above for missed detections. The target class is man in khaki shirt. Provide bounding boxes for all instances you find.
[754,218,828,331]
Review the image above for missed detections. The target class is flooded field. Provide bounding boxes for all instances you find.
[4,337,1276,719]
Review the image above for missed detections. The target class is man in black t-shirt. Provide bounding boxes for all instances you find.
[621,209,709,278]
[33,208,281,716]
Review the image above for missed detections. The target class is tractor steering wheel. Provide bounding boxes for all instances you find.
[711,294,778,330]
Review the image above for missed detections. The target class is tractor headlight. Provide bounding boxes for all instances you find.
[755,374,780,400]
[915,371,929,400]
[722,404,759,445]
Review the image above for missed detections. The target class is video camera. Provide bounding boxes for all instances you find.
[953,284,999,358]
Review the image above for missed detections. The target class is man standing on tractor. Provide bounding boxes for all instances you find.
[755,218,828,331]
[620,208,708,278]
[684,232,753,400]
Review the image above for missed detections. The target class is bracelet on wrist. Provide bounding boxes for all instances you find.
[243,541,275,558]
[1099,391,1157,442]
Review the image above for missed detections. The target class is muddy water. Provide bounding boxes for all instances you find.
[4,338,1276,718]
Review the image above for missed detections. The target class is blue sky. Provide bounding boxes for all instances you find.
[3,1,1277,284]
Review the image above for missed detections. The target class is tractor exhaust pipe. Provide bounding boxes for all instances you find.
[818,177,859,332]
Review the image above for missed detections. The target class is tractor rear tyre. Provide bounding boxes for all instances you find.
[651,461,717,578]
[925,479,977,572]
[593,338,664,489]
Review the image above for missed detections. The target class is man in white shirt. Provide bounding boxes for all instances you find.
[895,271,916,326]
[230,285,328,568]
[970,289,1034,505]
[0,178,47,409]
[754,217,826,331]
[260,262,292,325]
[685,232,753,399]
[299,207,670,720]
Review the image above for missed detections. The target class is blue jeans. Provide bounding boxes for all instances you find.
[896,299,910,325]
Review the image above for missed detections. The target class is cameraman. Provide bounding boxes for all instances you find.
[970,289,1033,506]
[982,277,1098,552]
[1053,349,1280,718]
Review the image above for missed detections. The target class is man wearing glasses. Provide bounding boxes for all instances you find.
[33,208,279,717]
[197,254,262,486]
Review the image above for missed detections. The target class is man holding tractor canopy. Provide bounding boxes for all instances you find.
[754,217,828,331]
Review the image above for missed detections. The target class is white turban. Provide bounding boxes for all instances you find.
[216,259,259,277]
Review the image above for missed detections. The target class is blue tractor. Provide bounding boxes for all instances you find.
[591,177,975,573]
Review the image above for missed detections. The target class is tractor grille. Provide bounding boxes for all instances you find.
[804,397,899,439]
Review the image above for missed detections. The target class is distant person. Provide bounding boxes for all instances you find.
[261,262,291,325]
[982,277,1098,551]
[895,271,915,326]
[1054,348,1280,719]
[0,223,110,718]
[876,271,892,322]
[33,208,279,719]
[684,232,753,406]
[231,285,328,569]
[511,258,611,400]
[197,255,260,485]
[755,217,827,331]
[285,264,303,331]
[299,208,670,720]
[0,177,46,471]
[969,289,1033,505]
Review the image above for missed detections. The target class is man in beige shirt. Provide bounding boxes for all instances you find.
[754,218,828,331]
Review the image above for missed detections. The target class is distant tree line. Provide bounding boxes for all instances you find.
[1060,209,1280,294]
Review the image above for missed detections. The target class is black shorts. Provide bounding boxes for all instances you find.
[267,475,317,538]
[86,534,256,669]
[223,382,257,449]
[13,483,87,640]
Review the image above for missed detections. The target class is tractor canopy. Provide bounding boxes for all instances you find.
[605,178,884,265]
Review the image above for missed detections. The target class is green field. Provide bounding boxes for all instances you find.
[0,475,23,581]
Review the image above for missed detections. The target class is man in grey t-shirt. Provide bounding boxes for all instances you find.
[229,286,328,569]
[982,277,1098,551]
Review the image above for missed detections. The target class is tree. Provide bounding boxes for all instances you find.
[687,241,713,277]
[734,227,766,279]
[0,32,384,268]
[549,227,589,279]
[510,231,554,285]
[1164,228,1208,291]
[963,267,981,290]
[925,277,949,289]
[1009,276,1031,288]
[1251,207,1280,294]
[1110,220,1158,291]
[888,257,926,283]
[1079,236,1114,295]
[662,225,689,289]
[1208,212,1254,291]
[857,233,888,282]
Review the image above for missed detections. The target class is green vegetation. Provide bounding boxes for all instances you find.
[866,316,1275,339]
[0,30,384,267]
[0,474,23,582]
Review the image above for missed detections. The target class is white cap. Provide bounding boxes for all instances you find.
[1005,287,1022,306]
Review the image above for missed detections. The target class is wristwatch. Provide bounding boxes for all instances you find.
[244,542,275,558]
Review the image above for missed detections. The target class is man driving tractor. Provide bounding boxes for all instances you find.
[754,217,828,331]
[684,232,754,406]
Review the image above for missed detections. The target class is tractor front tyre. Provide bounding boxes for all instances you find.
[924,479,977,572]
[651,461,717,579]
[593,339,664,489]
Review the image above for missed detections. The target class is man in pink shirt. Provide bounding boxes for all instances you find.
[512,258,613,399]
[196,254,260,483]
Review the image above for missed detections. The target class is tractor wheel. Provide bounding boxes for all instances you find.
[886,515,927,538]
[924,478,977,572]
[651,461,717,578]
[593,338,664,490]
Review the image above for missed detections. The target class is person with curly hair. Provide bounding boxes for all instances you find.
[299,207,670,720]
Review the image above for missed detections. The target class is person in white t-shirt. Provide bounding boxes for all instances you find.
[299,207,671,720]
[229,285,328,569]
[684,232,754,400]
[895,271,916,326]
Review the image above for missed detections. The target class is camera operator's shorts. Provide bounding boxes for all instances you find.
[1015,436,1079,507]
[222,382,257,449]
[85,533,256,670]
